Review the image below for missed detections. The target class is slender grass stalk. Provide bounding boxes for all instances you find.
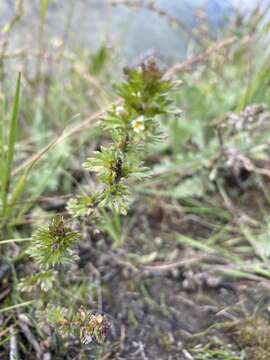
[35,0,49,85]
[1,72,21,222]
[0,98,5,192]
[0,73,21,244]
[0,238,31,245]
[0,300,34,314]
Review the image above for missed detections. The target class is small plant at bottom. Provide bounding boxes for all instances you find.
[23,58,179,345]
[46,305,110,345]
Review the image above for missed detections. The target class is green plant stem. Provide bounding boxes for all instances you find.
[0,300,34,314]
[1,72,21,244]
[35,0,49,85]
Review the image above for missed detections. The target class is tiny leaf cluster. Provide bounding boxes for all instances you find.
[26,215,79,269]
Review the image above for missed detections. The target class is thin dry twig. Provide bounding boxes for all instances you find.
[141,253,208,273]
[0,287,11,301]
[9,326,18,360]
[166,36,238,76]
[18,321,43,359]
[11,102,119,176]
[99,352,114,360]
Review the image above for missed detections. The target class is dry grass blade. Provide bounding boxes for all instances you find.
[166,36,238,76]
[142,253,208,273]
[11,103,119,176]
[9,326,18,360]
[18,321,43,359]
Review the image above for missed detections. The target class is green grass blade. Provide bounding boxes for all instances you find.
[2,72,21,217]
[40,0,49,19]
[0,237,31,245]
[0,98,5,191]
[6,171,27,218]
[238,57,270,110]
[0,300,34,314]
[6,72,21,183]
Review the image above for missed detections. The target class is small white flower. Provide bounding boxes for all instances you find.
[131,116,145,133]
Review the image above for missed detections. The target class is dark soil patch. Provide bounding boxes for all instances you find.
[62,203,269,359]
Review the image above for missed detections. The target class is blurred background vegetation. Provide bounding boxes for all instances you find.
[0,0,270,359]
